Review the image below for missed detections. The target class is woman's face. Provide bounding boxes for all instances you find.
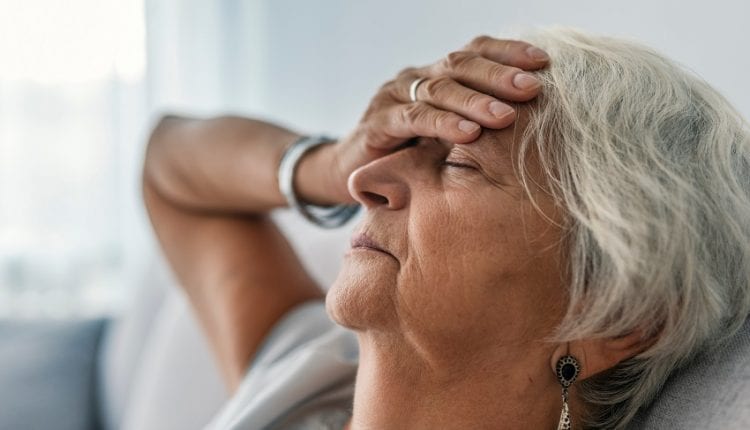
[327,119,568,362]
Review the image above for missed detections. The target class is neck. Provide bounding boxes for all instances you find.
[348,331,561,430]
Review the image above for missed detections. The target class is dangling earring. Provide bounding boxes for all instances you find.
[555,355,581,430]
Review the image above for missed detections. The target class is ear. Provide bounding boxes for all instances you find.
[550,331,654,380]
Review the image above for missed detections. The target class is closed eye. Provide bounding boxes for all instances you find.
[442,160,476,169]
[443,148,479,170]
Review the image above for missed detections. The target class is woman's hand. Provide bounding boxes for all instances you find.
[311,36,549,204]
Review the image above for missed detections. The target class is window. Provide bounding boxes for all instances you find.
[0,0,146,317]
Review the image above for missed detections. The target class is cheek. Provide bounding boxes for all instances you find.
[395,193,566,351]
[405,194,527,291]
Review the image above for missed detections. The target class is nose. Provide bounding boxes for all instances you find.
[347,152,411,210]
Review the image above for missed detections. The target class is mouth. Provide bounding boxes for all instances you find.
[349,233,393,257]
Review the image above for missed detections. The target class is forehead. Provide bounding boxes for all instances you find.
[468,127,516,162]
[461,110,530,170]
[470,103,531,148]
[464,109,549,187]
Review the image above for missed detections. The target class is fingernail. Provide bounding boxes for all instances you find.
[458,120,480,134]
[489,101,514,118]
[513,73,540,90]
[526,46,549,61]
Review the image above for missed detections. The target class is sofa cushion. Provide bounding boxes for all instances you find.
[0,318,107,430]
[629,317,750,429]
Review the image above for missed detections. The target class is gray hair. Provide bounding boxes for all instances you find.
[517,28,750,429]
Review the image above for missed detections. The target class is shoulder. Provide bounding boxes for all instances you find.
[207,300,358,430]
[251,300,356,368]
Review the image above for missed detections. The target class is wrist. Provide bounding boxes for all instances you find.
[279,136,360,228]
[295,140,350,206]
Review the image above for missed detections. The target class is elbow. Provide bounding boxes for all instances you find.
[146,114,184,157]
[142,114,184,189]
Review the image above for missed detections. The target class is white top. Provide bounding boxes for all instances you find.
[206,301,359,430]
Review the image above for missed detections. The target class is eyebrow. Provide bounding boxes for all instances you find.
[456,132,516,173]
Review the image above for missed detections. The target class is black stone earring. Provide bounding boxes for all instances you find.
[555,355,581,430]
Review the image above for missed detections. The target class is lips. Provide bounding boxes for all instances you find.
[350,233,392,256]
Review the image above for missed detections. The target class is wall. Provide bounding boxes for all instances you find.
[245,0,749,134]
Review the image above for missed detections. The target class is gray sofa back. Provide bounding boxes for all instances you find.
[629,317,750,429]
[0,318,107,430]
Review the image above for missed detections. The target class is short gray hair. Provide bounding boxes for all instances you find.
[518,28,750,429]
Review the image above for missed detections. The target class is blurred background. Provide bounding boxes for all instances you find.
[1,0,748,319]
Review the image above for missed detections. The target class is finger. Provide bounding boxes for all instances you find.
[373,102,481,148]
[414,76,516,129]
[464,35,549,70]
[385,67,422,101]
[432,51,541,101]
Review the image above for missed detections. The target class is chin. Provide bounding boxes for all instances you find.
[325,255,397,331]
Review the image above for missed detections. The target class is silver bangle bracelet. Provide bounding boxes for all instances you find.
[277,135,360,228]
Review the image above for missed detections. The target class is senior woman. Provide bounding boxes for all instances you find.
[142,28,750,429]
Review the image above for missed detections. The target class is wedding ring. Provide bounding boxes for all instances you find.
[409,77,428,103]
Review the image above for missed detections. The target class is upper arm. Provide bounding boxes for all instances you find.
[142,130,324,391]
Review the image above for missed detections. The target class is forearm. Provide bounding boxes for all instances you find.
[143,115,339,214]
[141,115,330,388]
